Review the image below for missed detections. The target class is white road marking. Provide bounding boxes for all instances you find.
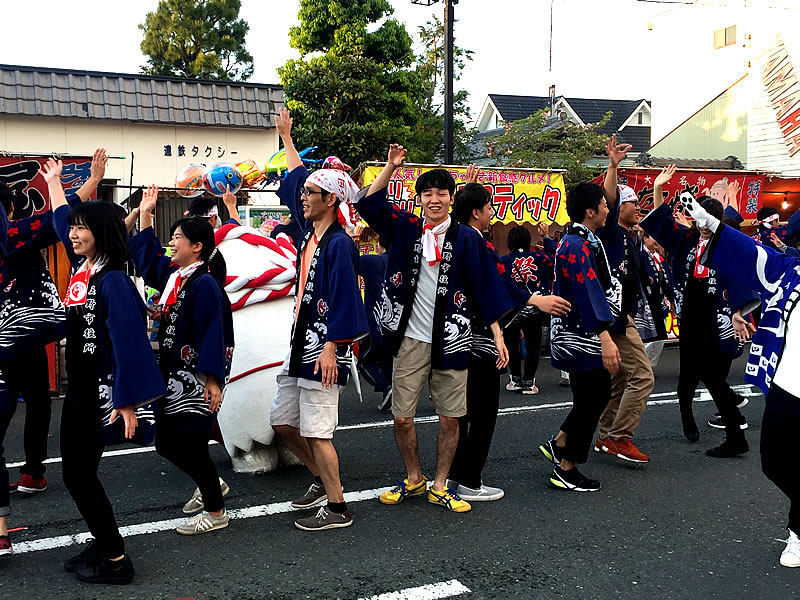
[6,385,759,467]
[357,579,471,600]
[12,487,388,555]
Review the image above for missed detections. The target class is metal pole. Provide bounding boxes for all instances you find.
[444,0,454,164]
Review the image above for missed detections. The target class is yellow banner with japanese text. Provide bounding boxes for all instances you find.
[359,164,569,225]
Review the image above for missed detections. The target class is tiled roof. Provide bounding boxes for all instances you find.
[488,94,551,122]
[616,126,651,154]
[564,98,645,133]
[0,64,283,128]
[634,154,745,170]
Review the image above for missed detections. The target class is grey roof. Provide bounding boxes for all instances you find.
[634,154,745,170]
[0,65,284,128]
[488,94,551,122]
[615,126,651,154]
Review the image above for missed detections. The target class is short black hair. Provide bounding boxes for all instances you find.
[68,202,131,269]
[566,183,604,223]
[169,217,227,285]
[699,196,724,221]
[723,217,742,231]
[0,182,13,216]
[507,225,531,251]
[377,234,392,251]
[452,183,491,225]
[187,196,218,218]
[757,206,779,222]
[415,169,456,196]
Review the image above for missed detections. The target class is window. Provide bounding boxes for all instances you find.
[638,112,643,125]
[714,25,736,49]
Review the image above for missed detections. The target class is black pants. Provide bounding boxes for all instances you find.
[761,384,800,533]
[677,340,744,439]
[2,347,52,479]
[60,394,125,559]
[449,356,500,489]
[506,314,543,381]
[561,368,611,464]
[155,418,224,513]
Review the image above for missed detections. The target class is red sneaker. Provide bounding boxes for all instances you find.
[593,437,605,453]
[0,535,12,556]
[14,474,47,494]
[613,438,650,463]
[600,438,620,457]
[8,482,18,492]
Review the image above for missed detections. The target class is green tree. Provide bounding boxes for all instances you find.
[484,110,611,184]
[279,0,419,167]
[407,17,476,164]
[139,0,253,81]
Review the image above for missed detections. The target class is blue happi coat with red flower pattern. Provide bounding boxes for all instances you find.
[355,187,513,371]
[550,226,620,373]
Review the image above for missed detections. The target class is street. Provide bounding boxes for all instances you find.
[0,347,795,600]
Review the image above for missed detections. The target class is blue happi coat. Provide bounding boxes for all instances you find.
[752,209,800,249]
[278,167,368,386]
[355,187,513,371]
[130,227,235,431]
[500,238,556,296]
[550,225,620,373]
[703,224,800,395]
[640,203,758,355]
[54,205,165,446]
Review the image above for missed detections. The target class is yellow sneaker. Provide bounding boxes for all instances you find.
[427,487,472,512]
[379,476,429,505]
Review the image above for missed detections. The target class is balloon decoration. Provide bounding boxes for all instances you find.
[236,159,267,187]
[203,161,243,196]
[175,164,206,198]
[264,146,322,183]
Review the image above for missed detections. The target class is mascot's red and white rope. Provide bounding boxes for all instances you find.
[214,223,297,312]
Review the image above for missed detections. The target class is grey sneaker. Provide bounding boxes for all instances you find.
[455,483,504,502]
[291,482,327,509]
[294,506,353,531]
[521,379,539,395]
[176,510,230,535]
[182,478,231,515]
[506,375,522,391]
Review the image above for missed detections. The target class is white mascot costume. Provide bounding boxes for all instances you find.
[214,223,301,473]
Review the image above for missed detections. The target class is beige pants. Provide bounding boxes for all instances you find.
[597,315,655,441]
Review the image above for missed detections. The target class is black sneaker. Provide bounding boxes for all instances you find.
[291,482,327,509]
[707,413,749,430]
[64,539,99,573]
[538,436,564,466]
[75,554,135,585]
[549,466,601,492]
[294,506,353,531]
[706,437,749,458]
[558,377,570,388]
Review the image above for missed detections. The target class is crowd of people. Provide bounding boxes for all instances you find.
[1,112,800,585]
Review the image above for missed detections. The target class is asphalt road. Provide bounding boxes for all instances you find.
[0,346,796,600]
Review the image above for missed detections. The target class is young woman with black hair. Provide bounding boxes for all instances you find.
[42,159,166,584]
[131,185,234,536]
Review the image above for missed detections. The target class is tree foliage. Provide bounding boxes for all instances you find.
[484,110,612,185]
[140,0,253,81]
[279,0,418,167]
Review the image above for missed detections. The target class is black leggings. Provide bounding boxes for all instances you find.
[505,313,543,381]
[155,418,224,513]
[61,395,125,559]
[449,356,500,489]
[761,384,800,533]
[561,368,611,464]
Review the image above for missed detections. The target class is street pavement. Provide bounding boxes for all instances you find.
[0,346,796,599]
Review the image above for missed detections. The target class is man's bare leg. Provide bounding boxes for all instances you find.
[273,424,319,476]
[394,416,423,484]
[432,416,459,491]
[307,438,344,502]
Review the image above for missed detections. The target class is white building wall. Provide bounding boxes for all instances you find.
[0,115,279,203]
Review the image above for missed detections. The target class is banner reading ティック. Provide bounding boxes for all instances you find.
[360,164,569,225]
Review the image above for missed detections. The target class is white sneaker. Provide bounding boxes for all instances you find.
[506,376,522,392]
[176,510,230,535]
[182,478,231,515]
[455,483,505,502]
[781,529,800,567]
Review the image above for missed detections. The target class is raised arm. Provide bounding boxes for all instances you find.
[275,107,302,173]
[652,164,676,210]
[39,158,67,211]
[222,185,241,225]
[73,147,108,202]
[131,185,177,290]
[138,184,158,231]
[604,134,632,206]
[367,144,407,197]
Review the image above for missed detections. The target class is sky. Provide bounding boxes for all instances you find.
[2,0,799,140]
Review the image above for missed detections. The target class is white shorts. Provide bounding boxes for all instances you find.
[269,359,341,440]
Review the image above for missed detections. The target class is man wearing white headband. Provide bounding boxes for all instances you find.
[753,206,800,252]
[269,108,368,532]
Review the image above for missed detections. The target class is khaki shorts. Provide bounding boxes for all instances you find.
[270,360,341,439]
[392,336,468,418]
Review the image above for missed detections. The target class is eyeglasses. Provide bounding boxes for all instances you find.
[301,187,325,197]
